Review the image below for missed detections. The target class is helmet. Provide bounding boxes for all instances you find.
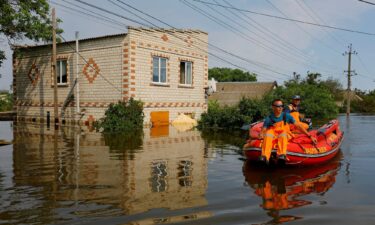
[292,95,301,100]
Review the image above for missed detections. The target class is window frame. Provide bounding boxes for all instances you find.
[56,58,68,86]
[179,61,193,86]
[152,56,168,84]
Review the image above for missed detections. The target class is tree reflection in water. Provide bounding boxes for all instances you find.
[103,130,144,160]
[243,152,342,224]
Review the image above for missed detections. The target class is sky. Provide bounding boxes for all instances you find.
[1,0,375,91]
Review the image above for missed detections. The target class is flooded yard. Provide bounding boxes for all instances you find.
[0,115,375,224]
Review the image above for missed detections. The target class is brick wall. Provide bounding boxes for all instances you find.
[13,28,209,126]
[14,34,125,123]
[127,27,208,125]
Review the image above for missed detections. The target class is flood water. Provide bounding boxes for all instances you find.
[0,115,374,225]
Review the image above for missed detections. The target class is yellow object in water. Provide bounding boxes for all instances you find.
[171,114,197,131]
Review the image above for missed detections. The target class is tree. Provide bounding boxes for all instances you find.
[208,67,257,82]
[0,0,62,66]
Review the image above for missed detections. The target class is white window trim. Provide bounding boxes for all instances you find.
[57,59,68,86]
[180,61,192,86]
[152,57,168,84]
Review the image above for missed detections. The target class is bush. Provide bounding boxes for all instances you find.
[94,98,144,132]
[198,100,244,129]
[198,99,270,130]
[268,83,339,119]
[238,98,269,122]
[0,93,13,112]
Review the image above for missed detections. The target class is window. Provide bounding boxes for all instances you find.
[178,160,193,187]
[57,59,68,85]
[150,161,168,192]
[153,57,167,83]
[180,61,192,85]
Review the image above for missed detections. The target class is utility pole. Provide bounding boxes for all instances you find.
[75,31,80,121]
[52,8,58,126]
[343,44,357,116]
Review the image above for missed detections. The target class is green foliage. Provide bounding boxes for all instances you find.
[198,100,244,129]
[103,130,144,160]
[319,77,344,101]
[94,98,144,133]
[269,84,338,119]
[351,90,375,113]
[238,97,269,122]
[198,98,270,130]
[0,93,13,112]
[0,0,63,66]
[208,67,257,82]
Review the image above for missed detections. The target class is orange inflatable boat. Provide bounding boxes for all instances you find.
[243,119,344,166]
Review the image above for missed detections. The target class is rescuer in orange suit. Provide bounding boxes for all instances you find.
[284,95,310,131]
[258,99,317,163]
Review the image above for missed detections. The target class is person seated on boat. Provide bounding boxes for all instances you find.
[284,95,311,131]
[258,99,317,163]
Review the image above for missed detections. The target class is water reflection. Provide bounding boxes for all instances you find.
[6,122,210,224]
[243,154,341,224]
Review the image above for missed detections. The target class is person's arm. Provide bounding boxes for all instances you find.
[286,112,317,144]
[259,117,270,139]
[284,105,291,113]
[259,127,267,139]
[296,123,317,144]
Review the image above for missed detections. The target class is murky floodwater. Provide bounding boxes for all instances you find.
[0,115,374,225]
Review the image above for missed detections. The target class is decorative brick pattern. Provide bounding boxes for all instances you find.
[28,63,40,85]
[123,41,129,101]
[161,34,169,42]
[13,28,208,125]
[83,58,100,84]
[128,41,137,98]
[12,56,17,111]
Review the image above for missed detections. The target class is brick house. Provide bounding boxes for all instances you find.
[13,27,208,126]
[208,81,277,106]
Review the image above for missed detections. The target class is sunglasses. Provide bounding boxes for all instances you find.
[272,104,284,108]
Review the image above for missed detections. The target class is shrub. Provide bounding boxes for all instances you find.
[198,100,244,129]
[94,98,144,132]
[0,93,13,112]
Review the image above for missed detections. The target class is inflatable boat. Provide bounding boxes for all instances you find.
[242,154,340,218]
[243,119,344,166]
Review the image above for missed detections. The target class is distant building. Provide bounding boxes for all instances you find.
[13,27,208,126]
[208,81,277,106]
[335,90,363,107]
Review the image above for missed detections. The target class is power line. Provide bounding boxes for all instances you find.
[221,0,312,62]
[355,54,374,76]
[191,0,375,36]
[107,0,273,78]
[111,0,292,79]
[184,0,313,68]
[358,0,375,5]
[58,34,122,93]
[298,0,347,47]
[181,0,296,76]
[52,0,127,31]
[209,0,341,73]
[74,0,151,27]
[71,0,282,80]
[53,0,293,81]
[205,0,315,67]
[264,0,344,69]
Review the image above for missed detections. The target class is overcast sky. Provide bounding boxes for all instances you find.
[1,0,375,91]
